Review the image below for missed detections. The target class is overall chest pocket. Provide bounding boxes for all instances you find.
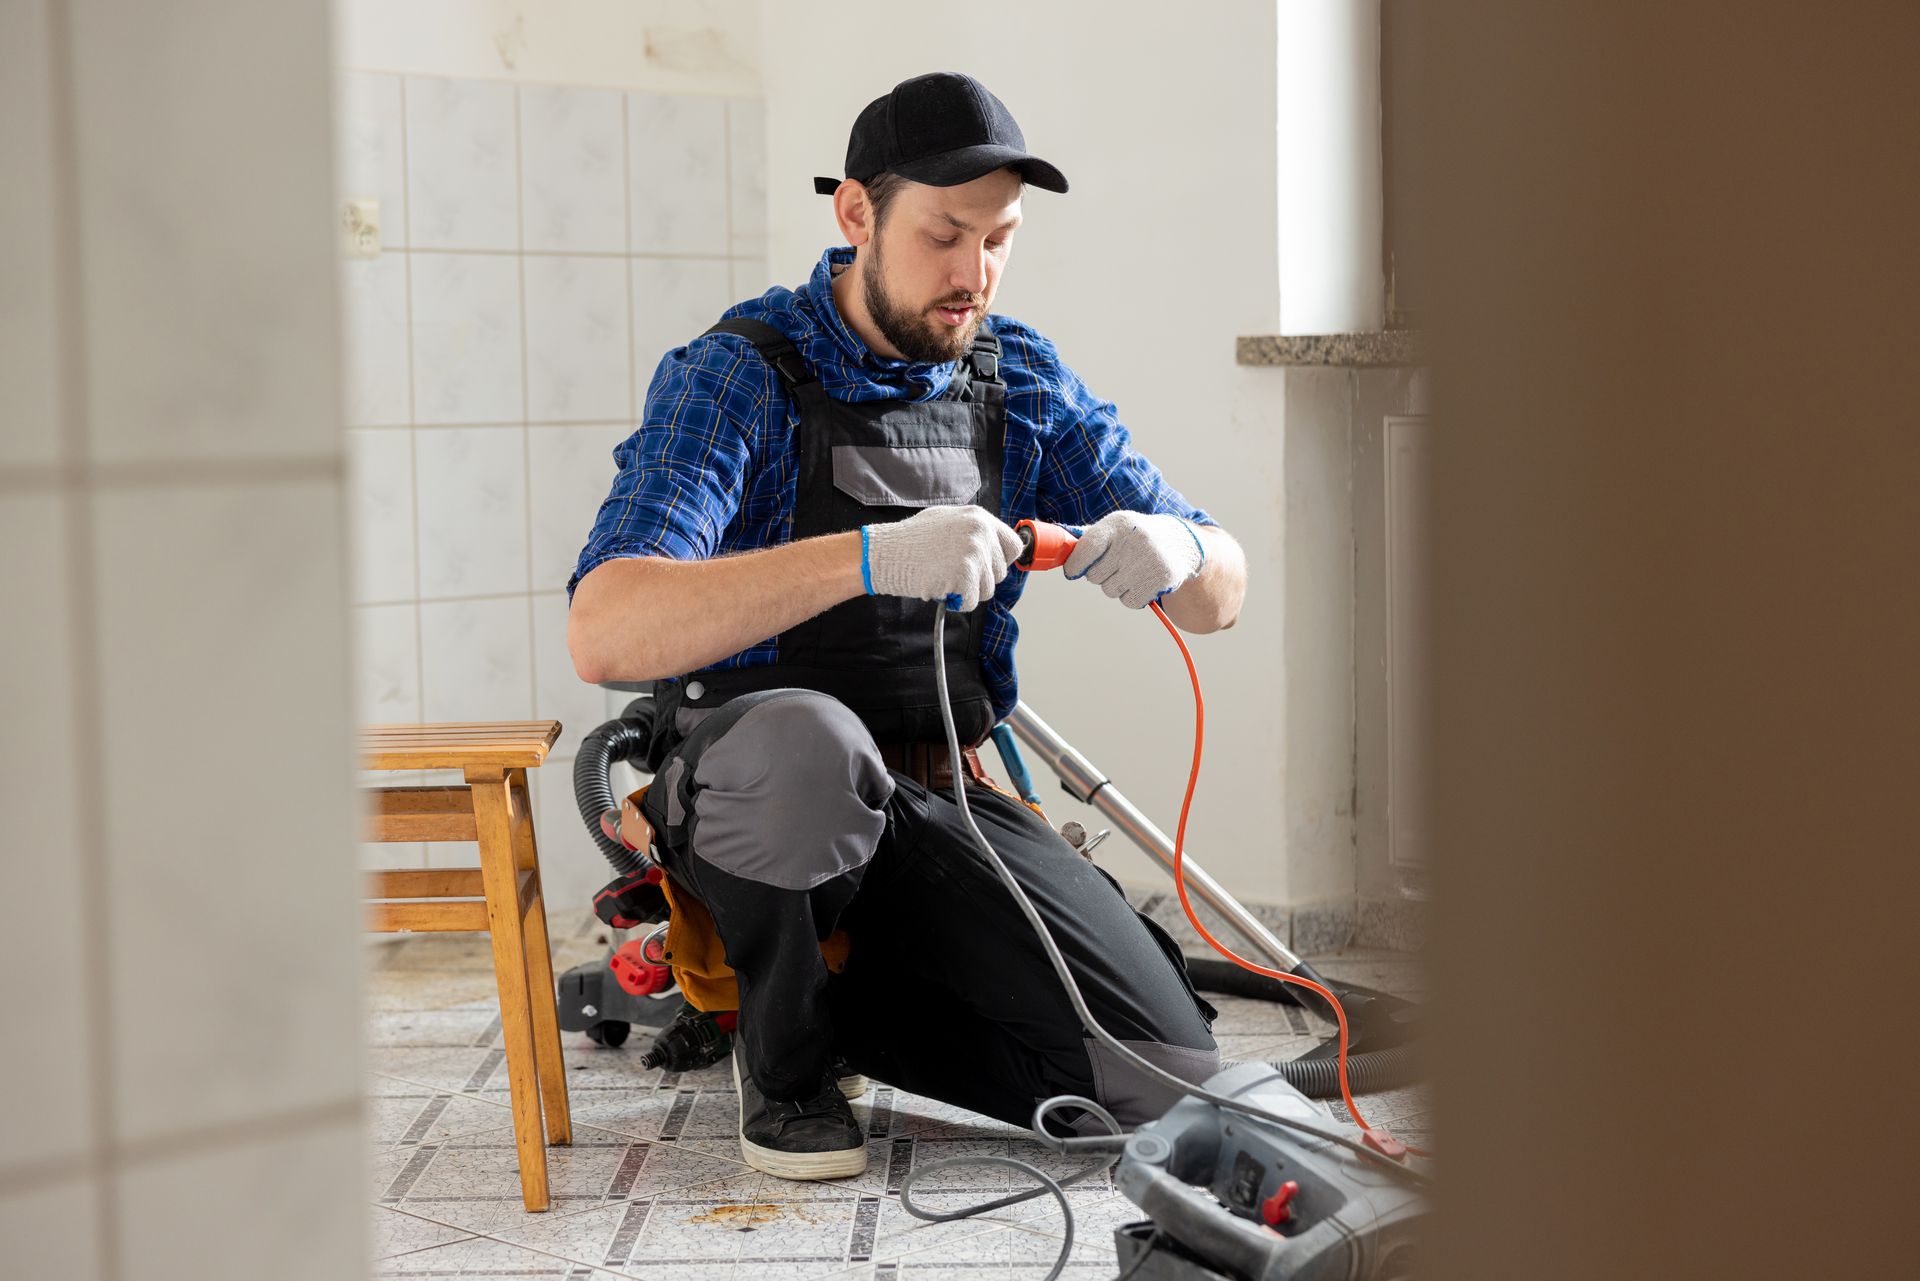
[831,443,983,508]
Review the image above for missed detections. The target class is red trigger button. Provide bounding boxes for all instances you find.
[1260,1179,1300,1227]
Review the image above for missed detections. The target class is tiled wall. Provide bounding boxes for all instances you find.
[3,0,365,1275]
[337,72,770,910]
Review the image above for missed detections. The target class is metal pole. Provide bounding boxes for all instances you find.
[1006,701,1306,974]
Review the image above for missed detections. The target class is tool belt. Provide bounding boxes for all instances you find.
[876,741,991,790]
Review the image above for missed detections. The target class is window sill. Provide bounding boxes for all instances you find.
[1236,331,1426,368]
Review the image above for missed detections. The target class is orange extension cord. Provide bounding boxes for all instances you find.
[1147,600,1428,1157]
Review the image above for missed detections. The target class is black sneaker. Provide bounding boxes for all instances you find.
[832,1056,870,1100]
[732,1047,867,1180]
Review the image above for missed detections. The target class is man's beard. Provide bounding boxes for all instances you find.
[861,237,985,363]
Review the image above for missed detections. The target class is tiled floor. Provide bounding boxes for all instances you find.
[363,913,1428,1280]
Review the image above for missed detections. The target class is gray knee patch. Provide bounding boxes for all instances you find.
[1083,1038,1223,1128]
[688,692,894,891]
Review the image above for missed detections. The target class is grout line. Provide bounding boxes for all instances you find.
[515,84,539,722]
[385,245,746,262]
[624,90,638,425]
[0,456,344,494]
[344,64,755,101]
[349,419,640,431]
[44,0,120,1273]
[722,98,736,280]
[400,73,427,787]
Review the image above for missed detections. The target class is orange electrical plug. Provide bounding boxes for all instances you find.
[1014,519,1079,571]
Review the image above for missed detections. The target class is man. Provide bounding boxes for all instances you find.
[568,72,1246,1181]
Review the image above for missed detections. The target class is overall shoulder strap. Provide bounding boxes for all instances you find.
[702,317,818,393]
[967,329,1002,384]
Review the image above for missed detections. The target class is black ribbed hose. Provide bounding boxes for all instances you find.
[1267,1044,1421,1098]
[573,697,659,876]
[1183,956,1425,1098]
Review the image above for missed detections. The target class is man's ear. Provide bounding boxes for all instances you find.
[833,180,875,248]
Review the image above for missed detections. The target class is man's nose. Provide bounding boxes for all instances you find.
[951,247,989,296]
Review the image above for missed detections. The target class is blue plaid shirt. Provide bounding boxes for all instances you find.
[569,246,1213,720]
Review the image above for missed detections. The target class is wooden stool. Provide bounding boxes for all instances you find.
[361,721,572,1212]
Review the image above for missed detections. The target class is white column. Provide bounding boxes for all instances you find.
[1277,0,1385,334]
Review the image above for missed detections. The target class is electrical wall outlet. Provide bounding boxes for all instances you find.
[341,197,381,258]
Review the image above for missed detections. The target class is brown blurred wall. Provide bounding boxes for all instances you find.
[1422,4,1920,1277]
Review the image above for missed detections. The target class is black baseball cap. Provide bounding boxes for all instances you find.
[812,72,1068,197]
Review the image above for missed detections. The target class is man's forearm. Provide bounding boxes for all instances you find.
[1161,524,1246,633]
[569,533,866,684]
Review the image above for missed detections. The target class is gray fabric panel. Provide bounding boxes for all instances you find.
[688,693,895,891]
[1082,1037,1223,1128]
[673,705,719,734]
[660,757,687,828]
[831,444,982,507]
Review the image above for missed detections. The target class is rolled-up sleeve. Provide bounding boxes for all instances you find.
[1029,340,1214,529]
[567,337,776,596]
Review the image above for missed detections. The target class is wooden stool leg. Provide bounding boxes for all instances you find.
[469,768,551,1212]
[509,768,572,1145]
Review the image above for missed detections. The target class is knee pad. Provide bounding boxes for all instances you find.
[681,691,894,892]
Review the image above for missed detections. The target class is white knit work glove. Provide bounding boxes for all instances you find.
[1062,511,1207,609]
[863,505,1023,613]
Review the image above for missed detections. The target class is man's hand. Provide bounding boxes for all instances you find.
[1062,511,1206,610]
[863,505,1023,612]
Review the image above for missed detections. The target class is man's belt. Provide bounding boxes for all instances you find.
[876,741,991,791]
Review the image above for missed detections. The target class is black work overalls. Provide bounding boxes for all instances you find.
[639,318,1220,1122]
[648,315,1007,754]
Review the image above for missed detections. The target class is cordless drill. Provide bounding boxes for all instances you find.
[639,1004,739,1072]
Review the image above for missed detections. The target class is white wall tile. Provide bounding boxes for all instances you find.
[531,591,603,753]
[0,1179,100,1281]
[92,481,364,1144]
[0,493,94,1172]
[337,71,408,248]
[520,85,626,253]
[419,596,534,722]
[409,252,523,425]
[731,256,778,303]
[631,256,734,389]
[532,752,606,916]
[354,603,420,725]
[629,93,728,255]
[727,99,768,259]
[69,0,340,464]
[528,423,632,593]
[339,253,410,426]
[119,1123,366,1281]
[344,428,416,603]
[414,426,529,598]
[524,255,630,423]
[0,0,60,467]
[405,76,519,251]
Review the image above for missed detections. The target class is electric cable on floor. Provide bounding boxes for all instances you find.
[900,610,1430,1265]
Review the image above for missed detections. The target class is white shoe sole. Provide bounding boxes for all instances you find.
[733,1051,868,1181]
[836,1073,870,1100]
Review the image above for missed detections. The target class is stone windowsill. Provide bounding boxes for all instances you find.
[1236,330,1426,368]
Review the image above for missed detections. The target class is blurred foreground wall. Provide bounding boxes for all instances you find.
[1,1,365,1277]
[1423,3,1919,1277]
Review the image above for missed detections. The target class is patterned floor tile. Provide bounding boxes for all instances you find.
[368,1044,509,1095]
[369,1091,517,1148]
[372,1231,618,1276]
[368,1008,504,1049]
[359,903,1430,1281]
[369,1204,475,1260]
[366,968,504,1014]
